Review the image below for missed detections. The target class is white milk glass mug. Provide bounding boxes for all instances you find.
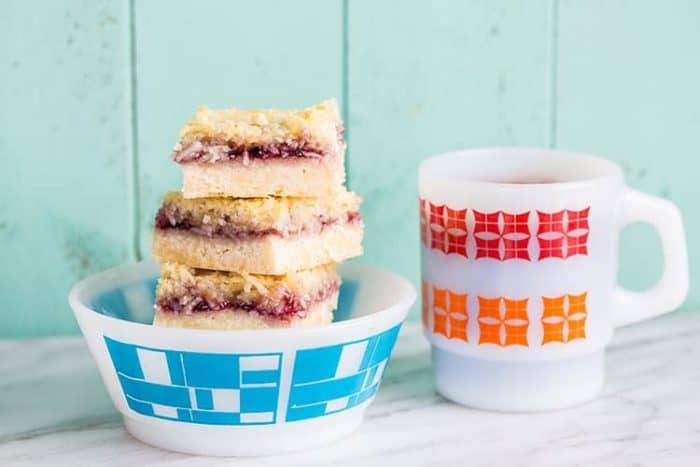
[418,148,689,411]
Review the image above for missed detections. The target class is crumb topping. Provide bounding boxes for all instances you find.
[176,99,344,161]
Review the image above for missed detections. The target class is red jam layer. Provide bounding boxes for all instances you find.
[155,282,339,320]
[173,140,328,163]
[174,127,344,163]
[155,206,361,240]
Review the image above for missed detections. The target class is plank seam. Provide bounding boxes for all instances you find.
[342,0,350,187]
[546,0,559,148]
[127,0,142,260]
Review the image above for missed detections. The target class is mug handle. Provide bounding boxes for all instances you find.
[613,188,689,327]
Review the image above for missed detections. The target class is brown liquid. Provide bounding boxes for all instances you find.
[488,178,558,184]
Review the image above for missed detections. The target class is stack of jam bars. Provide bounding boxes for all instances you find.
[151,100,363,330]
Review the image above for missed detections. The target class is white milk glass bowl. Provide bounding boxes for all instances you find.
[69,261,415,456]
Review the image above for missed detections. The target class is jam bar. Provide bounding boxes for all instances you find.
[152,189,363,274]
[153,263,340,330]
[173,99,345,198]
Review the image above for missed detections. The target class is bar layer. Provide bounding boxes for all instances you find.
[173,99,345,198]
[153,224,361,275]
[154,263,340,330]
[152,191,363,274]
[180,156,344,198]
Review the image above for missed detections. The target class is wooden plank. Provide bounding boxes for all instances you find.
[134,0,344,256]
[0,0,131,336]
[347,0,551,312]
[556,0,700,307]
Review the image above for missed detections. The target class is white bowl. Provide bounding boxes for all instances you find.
[69,261,415,456]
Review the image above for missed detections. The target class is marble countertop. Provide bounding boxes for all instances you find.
[1,313,699,466]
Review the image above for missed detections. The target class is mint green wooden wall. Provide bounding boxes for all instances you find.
[2,0,698,336]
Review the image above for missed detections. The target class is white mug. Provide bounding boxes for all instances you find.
[418,148,689,411]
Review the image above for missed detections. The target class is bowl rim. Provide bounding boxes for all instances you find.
[68,261,417,339]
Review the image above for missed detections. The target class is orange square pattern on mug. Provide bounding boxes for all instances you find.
[422,281,588,347]
[541,292,588,344]
[430,286,468,342]
[421,280,429,328]
[477,296,529,347]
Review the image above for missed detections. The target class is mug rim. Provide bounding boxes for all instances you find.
[419,147,624,190]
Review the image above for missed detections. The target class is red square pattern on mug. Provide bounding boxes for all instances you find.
[565,208,590,257]
[537,208,590,259]
[473,211,531,261]
[419,199,428,247]
[426,202,468,258]
[421,202,588,261]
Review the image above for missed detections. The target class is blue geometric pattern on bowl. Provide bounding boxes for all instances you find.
[104,323,401,425]
[286,324,401,421]
[105,338,282,425]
